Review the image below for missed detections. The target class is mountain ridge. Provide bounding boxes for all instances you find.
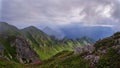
[0,22,93,60]
[60,25,115,40]
[43,26,65,40]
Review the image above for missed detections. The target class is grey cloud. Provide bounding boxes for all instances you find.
[112,1,120,21]
[1,0,120,29]
[0,0,2,20]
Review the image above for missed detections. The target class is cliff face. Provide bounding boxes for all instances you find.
[0,22,41,64]
[13,36,40,63]
[0,35,40,64]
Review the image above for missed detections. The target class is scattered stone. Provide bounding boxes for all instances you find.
[97,49,107,54]
[74,44,95,54]
[84,55,100,64]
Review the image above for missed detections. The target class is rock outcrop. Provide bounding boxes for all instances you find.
[74,44,95,54]
[0,44,4,57]
[74,44,99,67]
[74,32,120,67]
[13,36,40,64]
[0,22,41,64]
[84,55,100,65]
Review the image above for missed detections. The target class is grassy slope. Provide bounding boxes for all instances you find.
[0,51,89,68]
[39,32,120,68]
[0,58,25,68]
[21,27,90,60]
[94,32,120,68]
[25,39,88,60]
[0,36,18,62]
[38,51,90,68]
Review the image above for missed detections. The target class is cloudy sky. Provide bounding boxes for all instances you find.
[0,0,120,30]
[0,0,2,20]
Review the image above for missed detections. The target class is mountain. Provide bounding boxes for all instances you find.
[21,26,93,60]
[21,26,52,47]
[21,26,57,59]
[0,22,40,64]
[0,22,20,36]
[60,25,115,40]
[0,22,95,68]
[76,36,95,44]
[43,27,64,40]
[40,32,120,68]
[1,31,120,68]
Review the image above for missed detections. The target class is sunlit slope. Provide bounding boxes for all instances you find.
[21,26,94,60]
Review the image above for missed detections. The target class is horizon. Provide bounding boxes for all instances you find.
[0,22,116,41]
[0,0,120,40]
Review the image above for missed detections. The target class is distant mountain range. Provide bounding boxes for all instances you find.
[59,25,115,40]
[41,24,115,41]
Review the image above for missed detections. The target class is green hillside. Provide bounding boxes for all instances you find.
[39,51,90,68]
[0,22,40,64]
[0,58,25,68]
[21,26,92,60]
[0,22,95,68]
[38,32,120,68]
[0,22,20,62]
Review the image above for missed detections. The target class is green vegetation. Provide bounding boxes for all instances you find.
[0,22,96,68]
[97,48,120,68]
[0,51,90,68]
[0,58,24,68]
[40,51,90,68]
[113,32,120,39]
[21,26,91,60]
[0,36,18,62]
[94,37,114,50]
[94,32,120,68]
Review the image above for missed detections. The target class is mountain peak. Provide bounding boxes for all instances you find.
[22,26,44,33]
[44,26,51,30]
[29,26,36,28]
[21,26,48,37]
[25,26,38,30]
[0,22,19,35]
[0,22,9,25]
